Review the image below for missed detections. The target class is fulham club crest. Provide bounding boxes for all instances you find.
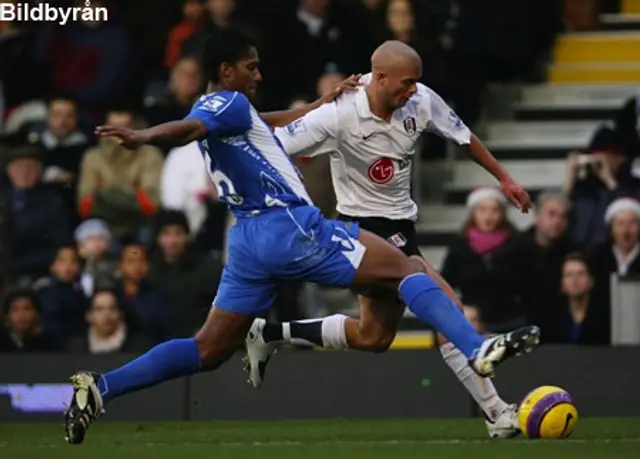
[403,117,417,135]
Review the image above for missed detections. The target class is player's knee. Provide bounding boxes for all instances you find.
[194,328,234,371]
[358,327,395,353]
[408,255,428,274]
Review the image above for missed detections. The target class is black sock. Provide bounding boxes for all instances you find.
[290,320,324,346]
[262,323,284,343]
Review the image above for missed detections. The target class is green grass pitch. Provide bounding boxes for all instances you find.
[2,418,640,459]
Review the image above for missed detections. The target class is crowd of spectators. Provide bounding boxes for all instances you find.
[1,0,632,353]
[442,97,640,345]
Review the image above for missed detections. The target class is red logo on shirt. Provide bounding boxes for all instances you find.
[368,158,394,184]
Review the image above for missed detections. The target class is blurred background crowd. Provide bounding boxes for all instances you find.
[1,0,639,354]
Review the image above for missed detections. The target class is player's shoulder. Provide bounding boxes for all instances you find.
[191,90,253,131]
[194,91,251,115]
[413,83,441,103]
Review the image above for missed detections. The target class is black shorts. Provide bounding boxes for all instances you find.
[337,214,423,258]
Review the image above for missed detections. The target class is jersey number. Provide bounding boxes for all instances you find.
[204,154,244,205]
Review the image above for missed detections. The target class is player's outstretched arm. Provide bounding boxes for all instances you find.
[96,119,207,150]
[465,135,532,212]
[260,74,362,128]
[423,85,532,213]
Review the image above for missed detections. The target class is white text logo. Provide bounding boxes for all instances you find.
[0,1,109,26]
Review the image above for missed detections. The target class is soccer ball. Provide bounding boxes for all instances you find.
[518,385,578,439]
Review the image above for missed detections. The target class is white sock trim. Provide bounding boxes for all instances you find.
[321,314,349,349]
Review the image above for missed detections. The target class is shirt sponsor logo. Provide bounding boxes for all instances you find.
[368,158,394,184]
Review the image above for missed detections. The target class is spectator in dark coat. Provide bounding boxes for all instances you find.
[588,198,640,313]
[66,289,150,354]
[33,245,89,340]
[148,210,222,336]
[20,96,92,227]
[3,144,71,283]
[543,253,610,345]
[0,288,61,352]
[441,187,529,332]
[519,190,574,327]
[114,243,176,344]
[564,125,640,249]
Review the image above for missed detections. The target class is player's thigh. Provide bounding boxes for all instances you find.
[352,228,424,290]
[358,293,404,340]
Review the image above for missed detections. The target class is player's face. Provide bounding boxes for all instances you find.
[228,47,262,98]
[377,62,421,111]
[471,198,503,232]
[561,260,592,297]
[611,211,639,250]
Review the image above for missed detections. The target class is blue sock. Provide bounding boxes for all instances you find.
[399,273,485,358]
[97,338,201,404]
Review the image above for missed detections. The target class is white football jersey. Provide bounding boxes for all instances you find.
[275,74,471,220]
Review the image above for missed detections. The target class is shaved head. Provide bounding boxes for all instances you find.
[367,41,422,115]
[371,40,422,73]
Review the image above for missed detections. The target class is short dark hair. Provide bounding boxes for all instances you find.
[202,28,256,83]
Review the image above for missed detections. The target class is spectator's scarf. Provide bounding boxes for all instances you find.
[466,227,509,255]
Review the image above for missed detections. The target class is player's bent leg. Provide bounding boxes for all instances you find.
[353,229,540,377]
[245,295,402,388]
[344,294,403,352]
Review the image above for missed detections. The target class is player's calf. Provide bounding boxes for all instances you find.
[353,229,540,376]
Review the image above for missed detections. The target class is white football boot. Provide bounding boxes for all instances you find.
[486,403,521,439]
[64,371,105,444]
[243,318,277,388]
[470,326,541,377]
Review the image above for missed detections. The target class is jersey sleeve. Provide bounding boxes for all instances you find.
[274,102,339,158]
[422,86,472,146]
[185,91,253,137]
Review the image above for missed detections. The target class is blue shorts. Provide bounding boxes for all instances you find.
[214,205,366,316]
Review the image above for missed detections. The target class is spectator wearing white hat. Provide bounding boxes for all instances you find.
[74,219,118,297]
[441,187,529,332]
[590,197,640,286]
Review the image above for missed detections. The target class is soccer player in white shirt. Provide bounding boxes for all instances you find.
[245,41,534,438]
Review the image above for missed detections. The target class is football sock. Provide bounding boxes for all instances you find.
[262,314,349,349]
[97,338,201,404]
[399,273,485,358]
[440,342,508,422]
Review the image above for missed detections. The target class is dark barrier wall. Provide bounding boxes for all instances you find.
[1,346,639,423]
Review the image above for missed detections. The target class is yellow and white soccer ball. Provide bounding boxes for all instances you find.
[518,385,579,439]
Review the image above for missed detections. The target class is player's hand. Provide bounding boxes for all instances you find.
[95,125,149,149]
[321,74,363,103]
[500,178,532,213]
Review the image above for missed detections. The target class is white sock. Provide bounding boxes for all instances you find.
[320,314,349,349]
[440,342,508,422]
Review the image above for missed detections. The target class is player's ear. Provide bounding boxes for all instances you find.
[220,62,233,82]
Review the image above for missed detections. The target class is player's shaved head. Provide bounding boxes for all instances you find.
[371,40,422,74]
[367,41,422,115]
